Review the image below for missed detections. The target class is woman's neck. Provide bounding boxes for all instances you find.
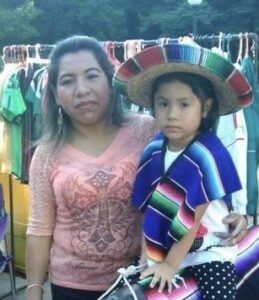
[69,120,120,156]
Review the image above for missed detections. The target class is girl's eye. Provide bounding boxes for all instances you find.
[180,102,189,108]
[157,100,168,107]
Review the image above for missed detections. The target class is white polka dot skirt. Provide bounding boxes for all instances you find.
[191,261,237,299]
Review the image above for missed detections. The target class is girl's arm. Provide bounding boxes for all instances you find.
[139,234,147,265]
[141,203,209,293]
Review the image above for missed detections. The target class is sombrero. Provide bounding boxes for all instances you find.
[113,44,253,115]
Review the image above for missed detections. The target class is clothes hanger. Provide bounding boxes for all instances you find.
[123,39,143,60]
[235,33,243,65]
[2,46,10,64]
[244,32,250,58]
[33,43,49,64]
[226,33,233,62]
[218,32,223,51]
[158,38,170,45]
[102,41,121,67]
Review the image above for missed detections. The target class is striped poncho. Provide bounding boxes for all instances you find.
[132,132,242,263]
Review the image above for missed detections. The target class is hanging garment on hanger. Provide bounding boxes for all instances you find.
[123,39,144,60]
[102,41,121,68]
[240,44,259,217]
[0,69,26,178]
[0,63,21,173]
[25,66,48,142]
[209,39,249,214]
[216,112,248,214]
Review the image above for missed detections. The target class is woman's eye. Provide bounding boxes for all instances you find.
[60,78,73,86]
[87,73,98,80]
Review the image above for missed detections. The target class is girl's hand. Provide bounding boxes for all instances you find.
[140,261,175,293]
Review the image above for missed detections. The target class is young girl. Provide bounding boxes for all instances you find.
[113,43,253,299]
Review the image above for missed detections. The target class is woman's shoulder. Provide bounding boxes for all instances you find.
[123,112,157,134]
[31,143,57,168]
[34,143,56,156]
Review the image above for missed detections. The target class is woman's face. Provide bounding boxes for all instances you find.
[55,50,111,127]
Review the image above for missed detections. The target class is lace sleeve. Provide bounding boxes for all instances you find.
[26,144,56,236]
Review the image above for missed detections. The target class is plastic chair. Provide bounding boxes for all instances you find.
[0,183,16,299]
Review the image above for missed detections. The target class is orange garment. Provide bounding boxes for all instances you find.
[27,113,157,291]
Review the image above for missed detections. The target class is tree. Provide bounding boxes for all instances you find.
[0,0,258,47]
[33,0,126,43]
[0,0,40,48]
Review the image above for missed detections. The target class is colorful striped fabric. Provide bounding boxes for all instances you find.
[138,226,259,299]
[132,132,241,262]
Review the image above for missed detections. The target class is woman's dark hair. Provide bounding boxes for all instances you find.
[150,72,219,132]
[40,35,124,146]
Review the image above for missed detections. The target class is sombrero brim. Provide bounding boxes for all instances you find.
[113,44,253,115]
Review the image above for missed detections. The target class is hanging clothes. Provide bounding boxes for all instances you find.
[240,55,259,215]
[210,45,248,215]
[0,69,27,178]
[0,50,49,183]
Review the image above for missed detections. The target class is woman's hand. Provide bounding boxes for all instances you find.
[214,212,248,246]
[140,261,175,293]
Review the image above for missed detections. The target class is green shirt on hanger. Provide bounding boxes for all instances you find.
[0,70,26,178]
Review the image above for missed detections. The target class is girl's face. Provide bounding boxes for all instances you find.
[55,50,111,128]
[154,80,211,151]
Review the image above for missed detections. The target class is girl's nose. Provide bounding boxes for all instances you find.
[167,106,178,119]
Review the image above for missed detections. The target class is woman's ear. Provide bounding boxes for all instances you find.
[202,98,213,118]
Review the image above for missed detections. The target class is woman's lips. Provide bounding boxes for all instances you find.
[75,101,97,109]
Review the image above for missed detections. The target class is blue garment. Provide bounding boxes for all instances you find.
[132,132,241,261]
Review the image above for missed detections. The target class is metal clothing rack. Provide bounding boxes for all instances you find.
[0,175,26,300]
[3,33,258,70]
[111,32,258,77]
[2,44,54,63]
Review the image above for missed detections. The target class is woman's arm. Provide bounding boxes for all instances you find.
[214,212,248,245]
[26,145,56,299]
[26,235,52,300]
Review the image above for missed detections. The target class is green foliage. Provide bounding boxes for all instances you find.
[0,0,258,46]
[0,0,40,47]
[33,0,127,43]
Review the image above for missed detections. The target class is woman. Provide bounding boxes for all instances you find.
[25,35,156,300]
[26,36,250,300]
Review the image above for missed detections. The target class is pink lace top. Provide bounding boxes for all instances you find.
[27,113,157,291]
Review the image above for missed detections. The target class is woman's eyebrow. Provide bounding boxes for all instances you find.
[58,67,101,80]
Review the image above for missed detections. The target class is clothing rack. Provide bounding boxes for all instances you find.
[0,175,26,299]
[3,32,258,64]
[2,44,54,63]
[110,32,258,78]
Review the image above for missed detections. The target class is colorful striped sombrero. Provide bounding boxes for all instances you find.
[113,44,253,115]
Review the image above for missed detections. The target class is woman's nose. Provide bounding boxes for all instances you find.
[75,78,90,95]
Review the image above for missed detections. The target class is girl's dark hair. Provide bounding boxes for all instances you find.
[40,35,124,146]
[150,72,219,132]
